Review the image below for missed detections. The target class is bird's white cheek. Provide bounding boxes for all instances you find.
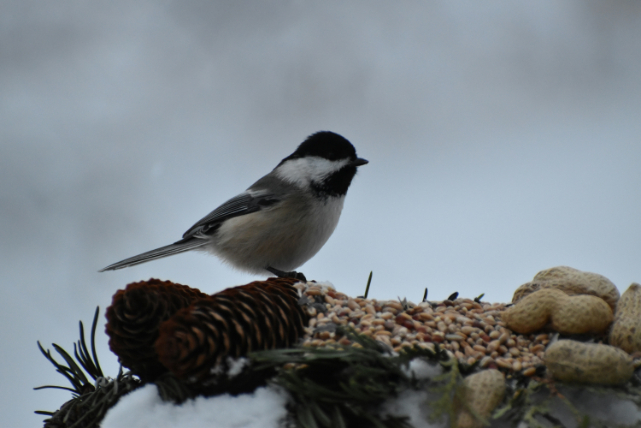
[275,157,350,188]
[274,159,311,188]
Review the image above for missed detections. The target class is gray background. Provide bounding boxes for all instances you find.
[2,1,640,426]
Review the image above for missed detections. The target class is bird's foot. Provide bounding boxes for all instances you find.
[266,266,307,283]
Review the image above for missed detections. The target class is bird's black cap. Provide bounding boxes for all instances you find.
[282,131,359,163]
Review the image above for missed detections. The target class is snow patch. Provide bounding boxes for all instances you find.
[382,389,446,428]
[102,384,289,428]
[403,358,444,380]
[227,357,249,377]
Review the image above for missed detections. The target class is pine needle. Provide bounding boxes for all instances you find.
[358,271,373,299]
[35,307,141,428]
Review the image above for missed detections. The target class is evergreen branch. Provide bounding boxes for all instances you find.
[52,343,90,389]
[427,356,461,426]
[37,341,85,394]
[35,308,141,428]
[253,328,446,428]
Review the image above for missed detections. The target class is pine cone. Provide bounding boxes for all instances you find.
[105,279,208,380]
[155,277,309,382]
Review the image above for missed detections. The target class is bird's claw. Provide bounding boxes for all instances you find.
[266,266,307,283]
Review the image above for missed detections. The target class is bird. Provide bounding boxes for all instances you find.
[100,131,368,282]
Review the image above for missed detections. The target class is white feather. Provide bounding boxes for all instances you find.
[274,157,350,189]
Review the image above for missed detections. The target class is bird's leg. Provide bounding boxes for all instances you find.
[266,266,307,283]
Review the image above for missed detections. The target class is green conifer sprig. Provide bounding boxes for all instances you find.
[426,357,462,425]
[153,326,457,427]
[35,308,141,428]
[249,327,456,428]
[493,376,641,428]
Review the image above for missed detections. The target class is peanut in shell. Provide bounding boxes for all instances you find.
[550,294,612,334]
[502,289,612,335]
[455,369,505,428]
[544,340,633,385]
[513,266,619,310]
[502,289,561,334]
[609,283,641,354]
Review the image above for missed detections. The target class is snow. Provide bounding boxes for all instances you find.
[403,358,444,381]
[226,357,250,377]
[102,384,289,428]
[100,357,641,428]
[382,390,446,428]
[103,382,447,428]
[101,358,451,428]
[209,357,250,378]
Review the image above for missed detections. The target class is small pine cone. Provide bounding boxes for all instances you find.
[106,279,208,380]
[155,277,309,381]
[220,280,308,348]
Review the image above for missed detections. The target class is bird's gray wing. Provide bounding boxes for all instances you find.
[182,190,280,238]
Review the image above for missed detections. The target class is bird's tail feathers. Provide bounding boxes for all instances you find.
[99,239,208,271]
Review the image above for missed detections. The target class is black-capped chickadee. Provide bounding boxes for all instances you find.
[100,131,368,282]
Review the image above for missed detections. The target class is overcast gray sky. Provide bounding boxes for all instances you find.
[2,1,641,426]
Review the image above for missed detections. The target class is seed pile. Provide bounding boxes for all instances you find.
[295,282,549,375]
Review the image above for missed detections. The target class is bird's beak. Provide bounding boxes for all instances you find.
[351,158,369,167]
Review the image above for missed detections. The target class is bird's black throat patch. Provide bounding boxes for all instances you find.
[310,165,358,198]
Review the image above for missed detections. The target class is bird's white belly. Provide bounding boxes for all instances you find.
[206,195,345,274]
